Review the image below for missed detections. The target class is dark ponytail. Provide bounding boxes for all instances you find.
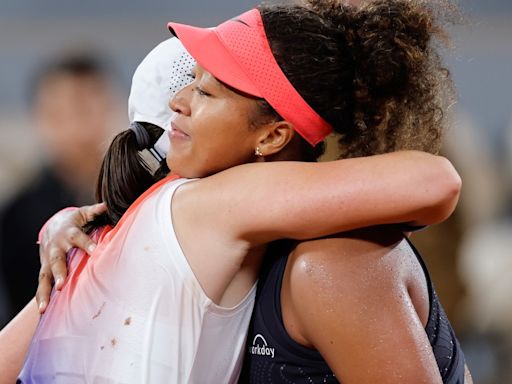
[85,123,169,231]
[259,0,455,159]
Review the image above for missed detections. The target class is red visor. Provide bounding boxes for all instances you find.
[168,8,332,146]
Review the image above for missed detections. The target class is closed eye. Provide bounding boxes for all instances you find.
[194,86,211,97]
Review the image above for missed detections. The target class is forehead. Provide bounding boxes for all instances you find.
[194,65,223,88]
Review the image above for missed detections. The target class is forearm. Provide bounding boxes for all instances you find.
[0,298,39,383]
[294,151,461,232]
[303,151,460,231]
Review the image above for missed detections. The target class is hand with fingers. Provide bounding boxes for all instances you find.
[36,203,106,313]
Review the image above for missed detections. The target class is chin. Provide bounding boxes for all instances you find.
[167,161,203,179]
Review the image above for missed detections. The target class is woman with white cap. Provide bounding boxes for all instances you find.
[0,37,196,383]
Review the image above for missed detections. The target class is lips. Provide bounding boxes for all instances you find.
[169,121,190,140]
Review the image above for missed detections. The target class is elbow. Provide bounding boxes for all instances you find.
[429,157,462,224]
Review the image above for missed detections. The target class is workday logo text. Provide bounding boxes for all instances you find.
[248,334,275,359]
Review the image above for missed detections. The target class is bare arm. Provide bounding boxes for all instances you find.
[171,150,460,303]
[282,232,442,383]
[176,151,460,247]
[35,151,459,307]
[0,299,39,383]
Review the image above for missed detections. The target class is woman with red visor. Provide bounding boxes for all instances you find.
[1,1,468,383]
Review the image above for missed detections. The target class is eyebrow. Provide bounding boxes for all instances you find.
[197,66,224,91]
[208,74,225,91]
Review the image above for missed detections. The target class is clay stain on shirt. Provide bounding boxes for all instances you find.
[92,302,106,319]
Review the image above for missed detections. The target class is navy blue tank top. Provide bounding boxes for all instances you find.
[239,239,466,383]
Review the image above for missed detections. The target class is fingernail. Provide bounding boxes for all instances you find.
[39,301,46,312]
[56,277,64,289]
[88,244,96,253]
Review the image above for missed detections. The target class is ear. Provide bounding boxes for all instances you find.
[256,120,295,157]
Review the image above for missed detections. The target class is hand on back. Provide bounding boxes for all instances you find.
[36,203,106,313]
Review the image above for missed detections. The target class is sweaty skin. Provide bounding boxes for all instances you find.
[280,227,473,383]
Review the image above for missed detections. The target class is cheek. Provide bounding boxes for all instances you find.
[199,110,255,161]
[172,137,243,178]
[201,134,255,173]
[170,99,256,176]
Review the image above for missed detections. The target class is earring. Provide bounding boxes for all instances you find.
[255,147,263,157]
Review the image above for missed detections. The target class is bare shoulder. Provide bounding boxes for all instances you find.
[281,227,440,383]
[282,226,412,346]
[284,227,410,305]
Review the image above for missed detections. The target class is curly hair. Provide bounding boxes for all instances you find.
[258,0,456,159]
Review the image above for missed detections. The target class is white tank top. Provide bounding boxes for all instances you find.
[19,176,256,383]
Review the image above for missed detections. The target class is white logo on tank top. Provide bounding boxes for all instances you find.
[248,334,275,359]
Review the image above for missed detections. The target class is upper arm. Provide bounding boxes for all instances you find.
[0,298,39,383]
[176,151,460,248]
[284,235,442,384]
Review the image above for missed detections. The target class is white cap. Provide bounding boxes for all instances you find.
[128,37,195,156]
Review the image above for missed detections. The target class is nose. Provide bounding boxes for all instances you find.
[169,86,191,116]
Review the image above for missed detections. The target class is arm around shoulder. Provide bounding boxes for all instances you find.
[182,151,461,247]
